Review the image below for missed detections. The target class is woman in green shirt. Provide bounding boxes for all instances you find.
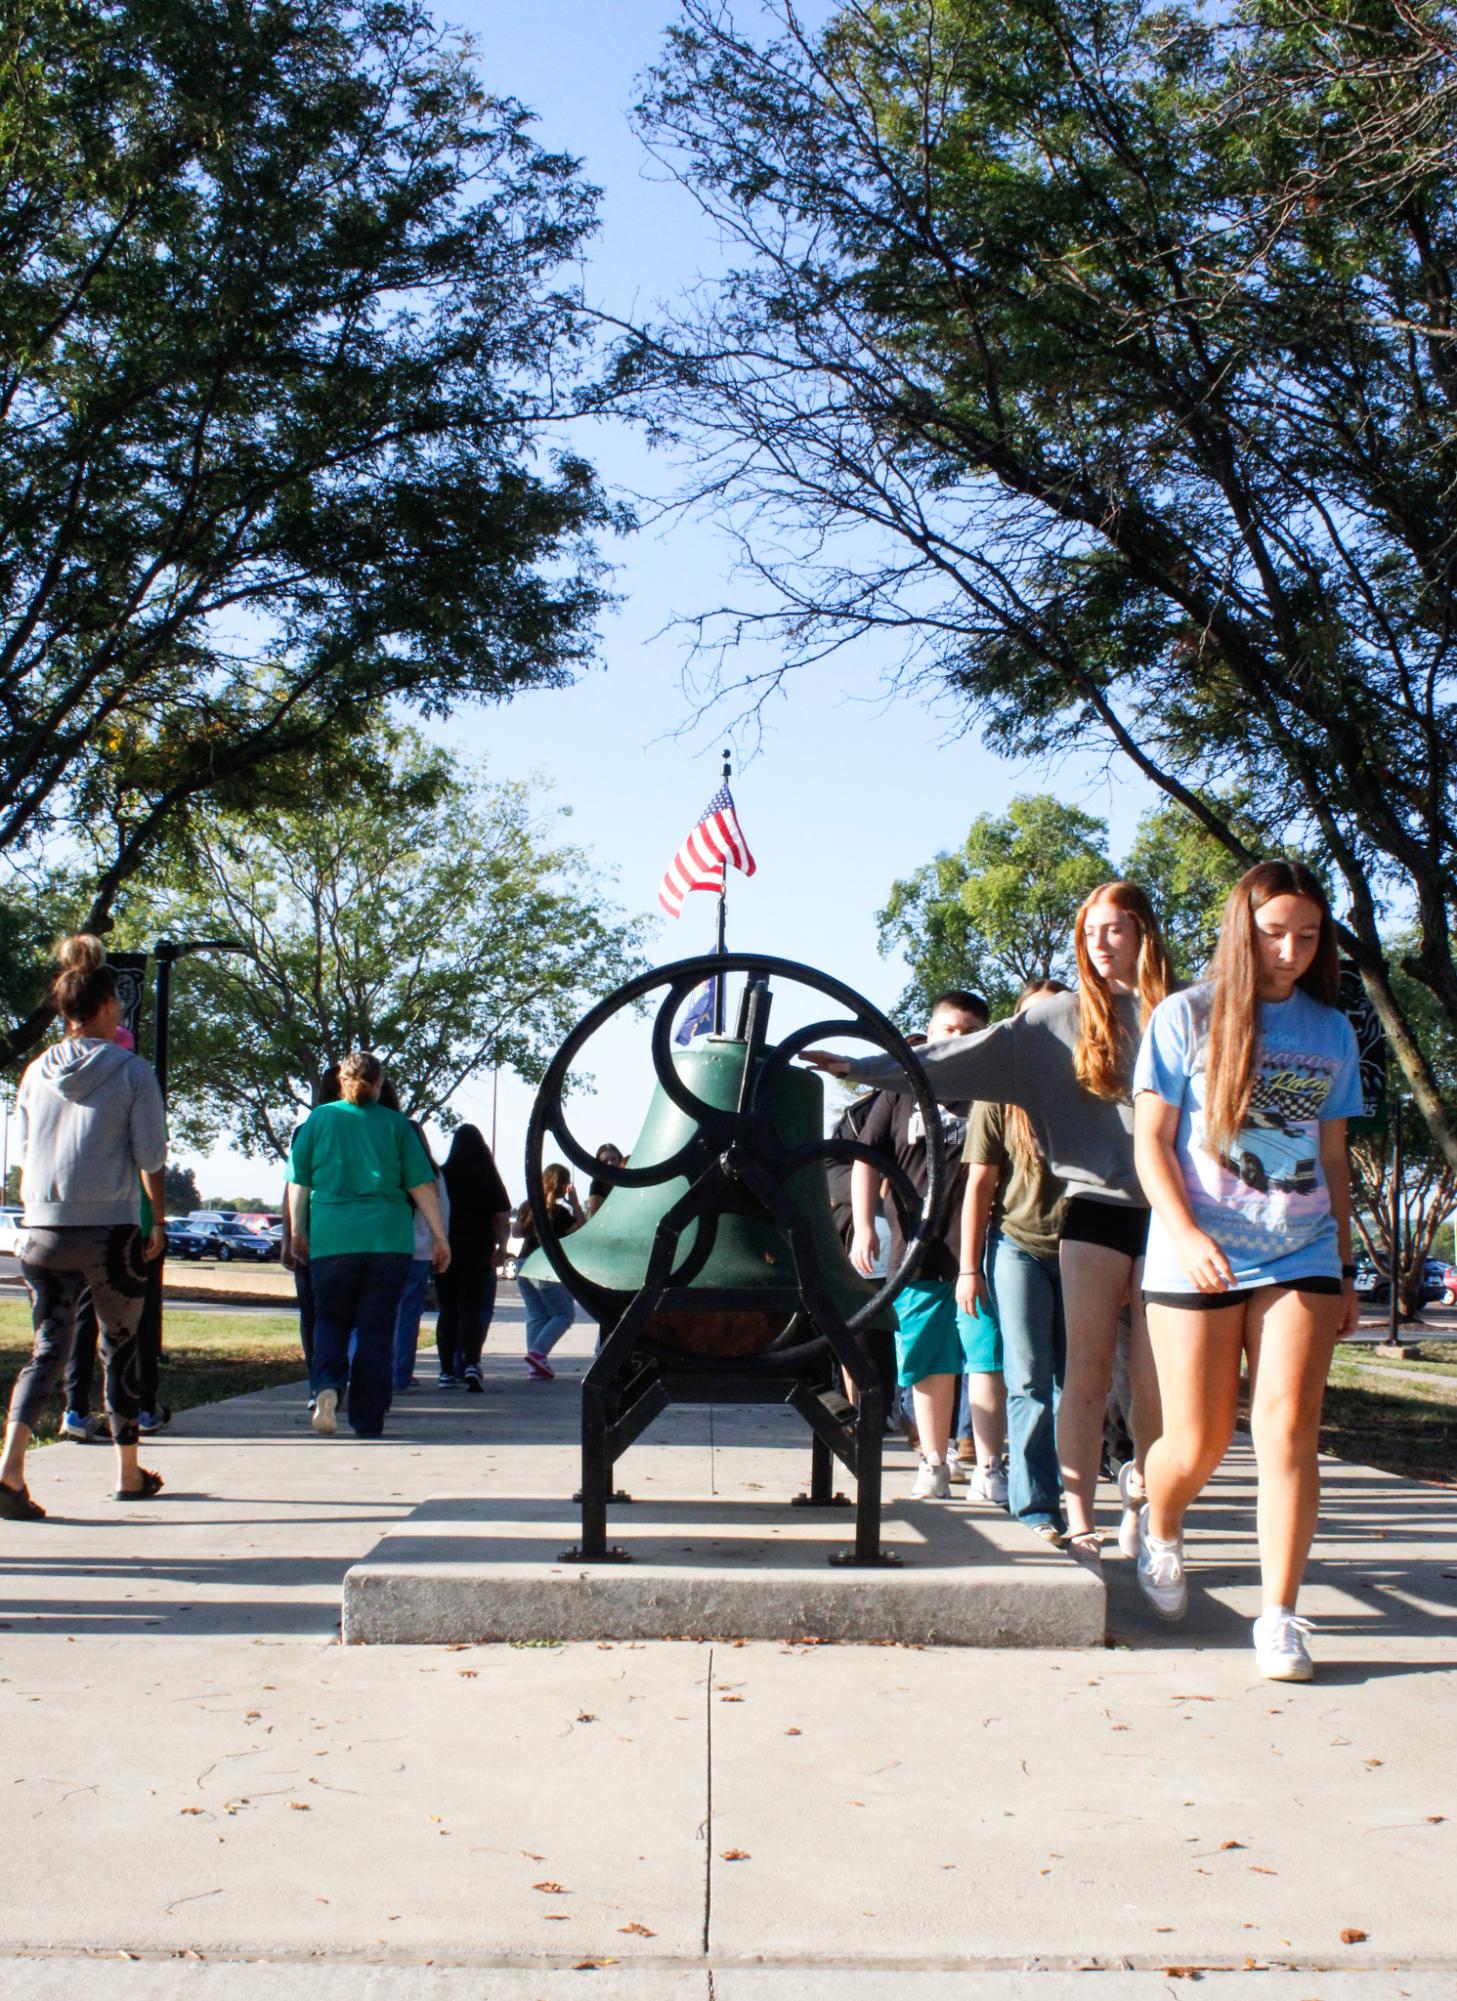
[287,1052,449,1438]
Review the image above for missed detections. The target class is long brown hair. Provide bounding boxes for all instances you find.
[1072,881,1173,1102]
[1007,979,1069,1169]
[1203,861,1340,1153]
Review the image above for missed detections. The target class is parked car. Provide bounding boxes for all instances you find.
[1353,1256,1451,1308]
[197,1220,276,1263]
[0,1206,24,1256]
[164,1219,208,1261]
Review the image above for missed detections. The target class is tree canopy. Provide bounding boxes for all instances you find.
[879,795,1111,1019]
[115,726,648,1161]
[0,0,621,1064]
[626,0,1457,1164]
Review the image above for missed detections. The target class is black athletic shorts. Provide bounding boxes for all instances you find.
[1060,1195,1151,1261]
[1143,1276,1343,1311]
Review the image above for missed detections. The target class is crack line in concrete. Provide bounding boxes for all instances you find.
[702,1641,715,1956]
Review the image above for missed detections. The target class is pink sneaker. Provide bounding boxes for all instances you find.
[525,1350,555,1380]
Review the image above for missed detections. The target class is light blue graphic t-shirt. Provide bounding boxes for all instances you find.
[1134,984,1363,1293]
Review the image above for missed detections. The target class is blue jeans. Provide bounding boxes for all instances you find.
[310,1252,413,1436]
[518,1275,575,1357]
[989,1231,1066,1530]
[391,1258,431,1390]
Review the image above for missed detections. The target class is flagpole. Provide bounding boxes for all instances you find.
[714,746,730,1033]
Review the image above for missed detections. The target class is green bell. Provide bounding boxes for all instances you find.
[520,1036,891,1356]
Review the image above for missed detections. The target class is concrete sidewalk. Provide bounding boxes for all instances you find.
[1,1298,1454,1992]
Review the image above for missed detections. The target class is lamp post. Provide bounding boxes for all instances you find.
[151,938,247,1107]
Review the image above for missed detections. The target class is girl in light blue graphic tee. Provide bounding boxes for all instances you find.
[1131,862,1361,1687]
[1135,985,1363,1293]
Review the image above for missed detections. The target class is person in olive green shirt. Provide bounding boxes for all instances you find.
[287,1052,449,1438]
[957,982,1070,1545]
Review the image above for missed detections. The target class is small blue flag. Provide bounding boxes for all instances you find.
[675,977,717,1045]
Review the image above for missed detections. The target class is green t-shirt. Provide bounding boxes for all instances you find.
[962,1100,1066,1265]
[287,1101,433,1260]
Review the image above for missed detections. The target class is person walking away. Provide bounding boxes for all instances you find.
[850,992,986,1498]
[804,883,1175,1560]
[287,1052,449,1438]
[516,1164,584,1379]
[280,1066,340,1380]
[958,981,1069,1543]
[392,1125,448,1395]
[0,939,168,1515]
[1133,863,1361,1680]
[434,1124,511,1391]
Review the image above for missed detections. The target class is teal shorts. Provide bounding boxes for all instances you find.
[956,1298,1004,1374]
[890,1279,964,1386]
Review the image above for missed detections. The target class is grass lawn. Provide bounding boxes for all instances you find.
[1322,1341,1457,1485]
[1,1299,1450,1485]
[0,1302,305,1445]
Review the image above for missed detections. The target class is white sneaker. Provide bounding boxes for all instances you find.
[947,1455,969,1484]
[911,1456,951,1500]
[311,1388,338,1437]
[969,1461,1009,1506]
[1135,1505,1187,1620]
[1253,1607,1314,1681]
[1116,1459,1146,1559]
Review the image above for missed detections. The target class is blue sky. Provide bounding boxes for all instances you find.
[188,0,1160,1204]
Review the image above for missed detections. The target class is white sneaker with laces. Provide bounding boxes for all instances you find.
[1253,1607,1314,1681]
[312,1388,338,1437]
[1116,1459,1146,1559]
[969,1461,1009,1506]
[911,1455,951,1500]
[1135,1504,1187,1620]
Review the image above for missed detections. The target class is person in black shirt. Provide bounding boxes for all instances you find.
[851,991,987,1500]
[435,1124,512,1390]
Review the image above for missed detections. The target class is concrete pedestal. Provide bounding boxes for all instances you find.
[341,1491,1106,1647]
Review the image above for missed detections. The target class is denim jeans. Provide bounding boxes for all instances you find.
[391,1257,431,1390]
[518,1275,575,1357]
[989,1231,1066,1529]
[310,1251,412,1436]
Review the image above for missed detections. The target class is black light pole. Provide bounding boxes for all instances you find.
[1381,1094,1408,1356]
[151,938,246,1107]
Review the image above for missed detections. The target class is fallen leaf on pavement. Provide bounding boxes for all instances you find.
[785,1727,802,1736]
[1219,1840,1244,1850]
[533,1881,567,1894]
[720,1849,750,1861]
[618,1922,655,1936]
[1340,1927,1368,1944]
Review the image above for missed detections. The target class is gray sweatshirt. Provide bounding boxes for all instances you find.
[17,1038,167,1226]
[844,989,1145,1208]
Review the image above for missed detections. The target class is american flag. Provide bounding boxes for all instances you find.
[658,784,756,918]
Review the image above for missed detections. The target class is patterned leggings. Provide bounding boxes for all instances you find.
[9,1226,148,1445]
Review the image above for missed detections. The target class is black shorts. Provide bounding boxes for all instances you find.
[1143,1276,1343,1311]
[1060,1196,1150,1261]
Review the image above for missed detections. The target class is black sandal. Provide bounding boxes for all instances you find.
[112,1468,164,1501]
[0,1480,47,1521]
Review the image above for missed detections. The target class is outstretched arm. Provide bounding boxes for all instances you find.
[802,1016,1022,1106]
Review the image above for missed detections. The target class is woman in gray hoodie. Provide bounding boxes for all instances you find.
[0,941,167,1518]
